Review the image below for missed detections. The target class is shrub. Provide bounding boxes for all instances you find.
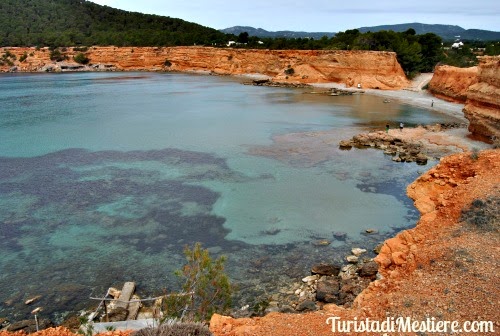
[19,52,28,62]
[74,52,90,64]
[133,322,213,336]
[0,51,16,66]
[461,196,499,232]
[470,147,480,161]
[50,49,66,62]
[73,46,89,52]
[284,66,294,75]
[162,243,232,321]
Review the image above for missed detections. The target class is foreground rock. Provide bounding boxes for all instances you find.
[1,46,409,89]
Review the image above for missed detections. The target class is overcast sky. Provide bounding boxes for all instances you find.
[90,0,500,32]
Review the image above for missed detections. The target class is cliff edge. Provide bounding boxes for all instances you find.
[463,56,500,141]
[1,47,409,90]
[428,65,478,103]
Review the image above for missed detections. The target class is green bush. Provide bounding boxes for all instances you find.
[133,322,213,336]
[0,51,16,66]
[284,66,295,75]
[50,49,66,62]
[162,243,232,322]
[19,52,28,62]
[74,52,90,64]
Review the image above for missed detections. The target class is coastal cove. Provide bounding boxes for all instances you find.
[0,72,468,323]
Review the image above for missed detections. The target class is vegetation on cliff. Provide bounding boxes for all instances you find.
[2,0,498,77]
[0,0,229,47]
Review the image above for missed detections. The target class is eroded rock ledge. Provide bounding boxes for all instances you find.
[338,123,468,165]
[463,56,500,141]
[1,46,409,89]
[428,65,478,103]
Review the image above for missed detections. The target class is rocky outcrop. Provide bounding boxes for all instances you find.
[208,150,499,335]
[339,131,430,164]
[428,65,478,102]
[463,56,500,141]
[0,46,409,89]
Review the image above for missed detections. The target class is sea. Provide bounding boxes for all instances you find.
[0,72,463,322]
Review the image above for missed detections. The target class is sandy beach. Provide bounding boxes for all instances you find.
[311,82,466,121]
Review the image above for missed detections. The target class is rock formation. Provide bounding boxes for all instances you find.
[1,46,409,89]
[428,65,478,102]
[463,56,500,141]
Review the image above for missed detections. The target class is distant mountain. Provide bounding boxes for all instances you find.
[220,26,335,39]
[221,23,500,41]
[0,0,228,47]
[356,23,500,41]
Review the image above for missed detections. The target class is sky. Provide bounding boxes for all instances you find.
[90,0,500,32]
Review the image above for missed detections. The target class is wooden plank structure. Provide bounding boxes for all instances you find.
[107,282,136,322]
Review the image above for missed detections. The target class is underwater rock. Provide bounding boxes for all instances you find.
[311,239,331,246]
[311,263,341,276]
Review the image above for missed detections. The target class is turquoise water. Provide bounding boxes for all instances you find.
[0,72,462,321]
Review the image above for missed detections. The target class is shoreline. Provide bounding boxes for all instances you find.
[311,82,467,121]
[0,71,492,334]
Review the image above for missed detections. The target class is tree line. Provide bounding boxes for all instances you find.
[236,29,499,76]
[2,1,498,76]
[0,0,230,47]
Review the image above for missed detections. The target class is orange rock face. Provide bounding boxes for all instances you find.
[0,46,409,89]
[428,65,478,103]
[463,56,500,140]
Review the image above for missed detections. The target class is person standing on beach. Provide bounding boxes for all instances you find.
[385,124,390,133]
[431,100,434,107]
[399,122,404,132]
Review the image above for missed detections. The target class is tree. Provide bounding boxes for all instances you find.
[394,39,423,76]
[74,52,90,64]
[163,243,232,322]
[237,32,249,44]
[418,33,443,71]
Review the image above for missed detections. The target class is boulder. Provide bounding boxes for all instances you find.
[7,319,54,333]
[346,255,359,263]
[351,248,367,256]
[416,153,428,165]
[311,263,341,276]
[295,300,317,312]
[339,140,353,149]
[315,277,340,303]
[359,261,379,279]
[332,231,347,240]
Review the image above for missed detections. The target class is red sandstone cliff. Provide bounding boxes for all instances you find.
[0,46,409,90]
[463,56,500,140]
[428,65,478,103]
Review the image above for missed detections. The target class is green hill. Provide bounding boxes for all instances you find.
[0,0,229,47]
[222,23,500,42]
[356,23,500,41]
